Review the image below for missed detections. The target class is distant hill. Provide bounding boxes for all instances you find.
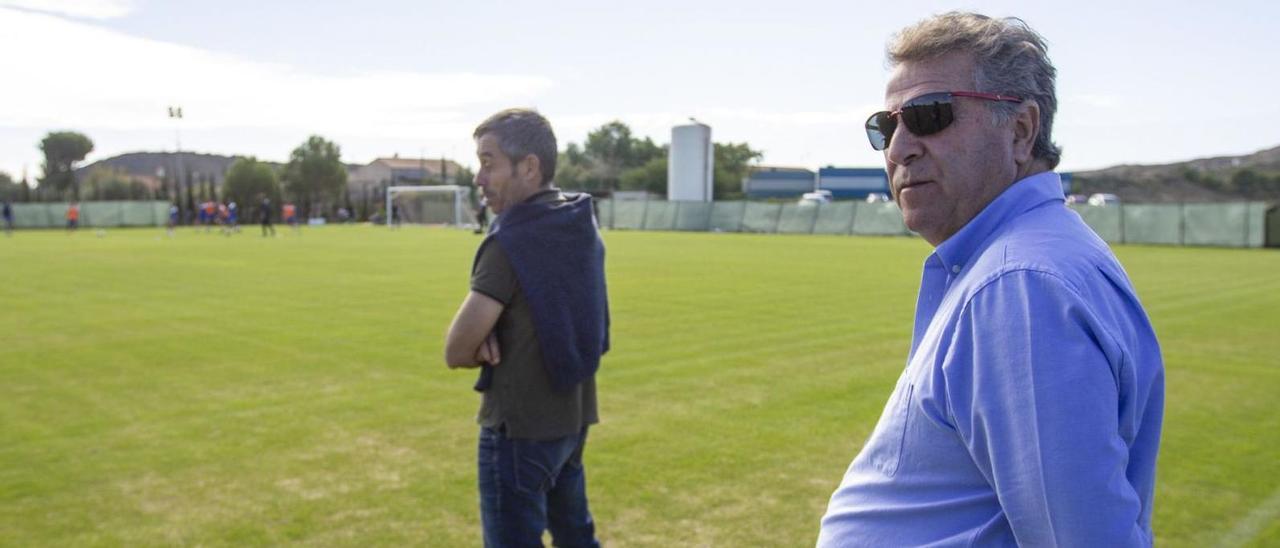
[1071,145,1280,203]
[74,152,361,188]
[75,152,269,188]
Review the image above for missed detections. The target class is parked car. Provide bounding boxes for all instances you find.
[1087,193,1121,207]
[865,192,891,203]
[1065,193,1089,204]
[799,190,834,205]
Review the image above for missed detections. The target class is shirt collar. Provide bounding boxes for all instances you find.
[932,171,1064,274]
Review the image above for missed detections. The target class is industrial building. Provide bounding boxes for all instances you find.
[816,167,889,199]
[743,167,815,199]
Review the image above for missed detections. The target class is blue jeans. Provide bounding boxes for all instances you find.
[478,426,599,548]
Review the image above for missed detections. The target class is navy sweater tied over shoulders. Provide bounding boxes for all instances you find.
[473,190,610,393]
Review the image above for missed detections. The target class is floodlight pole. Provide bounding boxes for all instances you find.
[169,106,184,219]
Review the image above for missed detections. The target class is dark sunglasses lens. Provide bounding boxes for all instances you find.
[901,99,954,136]
[866,112,895,151]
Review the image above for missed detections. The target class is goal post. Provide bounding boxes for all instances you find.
[385,185,477,228]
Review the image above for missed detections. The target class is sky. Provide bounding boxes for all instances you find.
[2,0,1278,181]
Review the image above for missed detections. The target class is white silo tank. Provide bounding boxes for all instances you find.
[668,122,713,202]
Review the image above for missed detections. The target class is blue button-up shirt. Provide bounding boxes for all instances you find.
[819,172,1164,547]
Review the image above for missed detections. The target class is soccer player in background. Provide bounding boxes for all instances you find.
[65,202,79,232]
[2,200,13,236]
[259,195,276,237]
[283,202,298,234]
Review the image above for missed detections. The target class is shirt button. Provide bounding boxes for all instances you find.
[951,265,961,274]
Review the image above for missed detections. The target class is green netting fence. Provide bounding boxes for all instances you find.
[598,199,1274,248]
[1067,202,1270,248]
[10,201,169,228]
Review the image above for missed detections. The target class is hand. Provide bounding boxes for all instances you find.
[474,332,501,366]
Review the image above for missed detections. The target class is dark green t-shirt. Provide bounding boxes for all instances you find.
[470,223,599,441]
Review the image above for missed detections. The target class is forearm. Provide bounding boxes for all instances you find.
[443,333,481,368]
[443,291,504,369]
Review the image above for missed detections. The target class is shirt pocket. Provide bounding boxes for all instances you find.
[865,382,914,477]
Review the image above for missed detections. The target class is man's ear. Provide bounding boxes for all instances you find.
[518,154,542,186]
[1012,100,1040,165]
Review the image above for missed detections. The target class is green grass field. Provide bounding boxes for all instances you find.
[2,225,1278,546]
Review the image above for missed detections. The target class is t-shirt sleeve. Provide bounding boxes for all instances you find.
[471,241,518,306]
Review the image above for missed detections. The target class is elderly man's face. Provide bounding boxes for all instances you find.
[883,52,1018,246]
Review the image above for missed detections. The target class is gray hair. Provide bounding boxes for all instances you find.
[473,108,558,185]
[888,12,1062,170]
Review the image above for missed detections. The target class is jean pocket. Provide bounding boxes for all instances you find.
[511,435,578,495]
[866,382,914,477]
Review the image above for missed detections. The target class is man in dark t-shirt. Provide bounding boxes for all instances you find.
[2,200,13,236]
[445,109,605,547]
[259,196,275,237]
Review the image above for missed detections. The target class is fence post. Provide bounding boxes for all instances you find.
[639,196,650,230]
[847,202,859,236]
[1243,201,1251,248]
[1178,202,1185,246]
[1118,202,1126,244]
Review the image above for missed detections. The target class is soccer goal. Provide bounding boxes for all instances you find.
[385,185,478,228]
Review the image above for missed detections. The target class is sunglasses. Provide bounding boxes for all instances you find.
[865,91,1023,151]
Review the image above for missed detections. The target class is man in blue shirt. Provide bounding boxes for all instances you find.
[819,12,1164,546]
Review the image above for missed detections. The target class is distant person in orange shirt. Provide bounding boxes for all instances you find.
[203,201,217,233]
[283,202,299,234]
[66,202,80,232]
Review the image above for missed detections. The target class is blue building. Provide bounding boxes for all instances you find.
[743,167,816,199]
[817,167,889,199]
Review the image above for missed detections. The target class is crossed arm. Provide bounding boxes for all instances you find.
[444,291,505,369]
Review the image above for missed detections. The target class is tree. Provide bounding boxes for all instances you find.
[556,143,603,190]
[713,142,762,199]
[223,157,282,209]
[619,156,668,195]
[283,135,347,216]
[0,171,22,202]
[454,166,475,188]
[38,131,94,200]
[83,166,149,200]
[555,156,596,190]
[583,121,637,190]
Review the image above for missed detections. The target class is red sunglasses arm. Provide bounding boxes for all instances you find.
[950,91,1024,103]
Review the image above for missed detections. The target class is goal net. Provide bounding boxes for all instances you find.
[385,185,477,227]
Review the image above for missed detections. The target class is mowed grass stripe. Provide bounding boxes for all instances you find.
[1,226,1277,546]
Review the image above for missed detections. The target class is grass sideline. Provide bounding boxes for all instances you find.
[1,225,1277,546]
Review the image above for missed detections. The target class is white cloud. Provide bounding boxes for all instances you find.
[0,0,134,19]
[0,8,553,135]
[0,7,555,174]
